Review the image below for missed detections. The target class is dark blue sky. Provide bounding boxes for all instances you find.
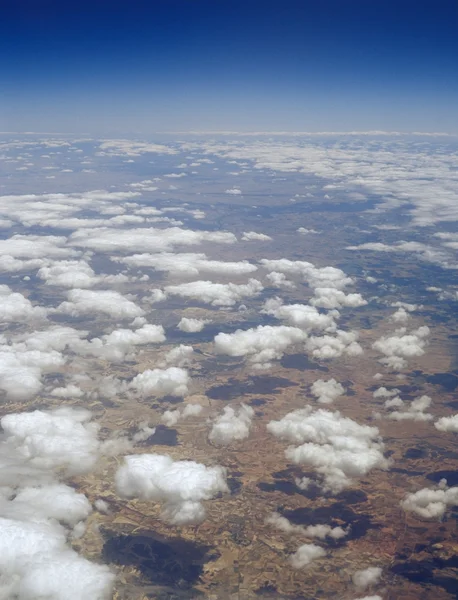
[1,0,457,133]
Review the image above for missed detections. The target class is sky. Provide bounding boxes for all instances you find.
[1,0,457,134]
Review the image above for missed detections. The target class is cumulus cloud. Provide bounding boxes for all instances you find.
[70,226,237,254]
[158,345,194,368]
[311,379,346,404]
[266,271,296,289]
[165,279,263,306]
[178,317,209,332]
[267,407,388,493]
[435,413,458,432]
[130,367,190,398]
[372,326,429,370]
[161,403,203,427]
[57,289,145,320]
[289,544,326,568]
[209,404,254,446]
[401,480,458,519]
[0,285,47,323]
[117,252,257,276]
[225,188,242,195]
[266,512,347,540]
[0,406,115,599]
[353,567,383,590]
[115,453,228,525]
[387,395,433,421]
[310,288,367,310]
[214,324,307,367]
[260,259,353,290]
[241,231,272,241]
[262,297,337,332]
[305,329,363,360]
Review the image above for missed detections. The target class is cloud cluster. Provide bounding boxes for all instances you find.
[372,326,429,370]
[266,512,347,540]
[57,289,145,320]
[305,330,363,360]
[115,453,228,525]
[165,279,263,307]
[401,480,458,519]
[0,407,115,599]
[267,407,388,492]
[214,325,307,368]
[262,297,337,332]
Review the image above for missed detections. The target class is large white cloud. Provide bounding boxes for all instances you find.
[165,279,263,307]
[214,324,307,367]
[130,367,190,398]
[115,453,228,525]
[57,289,145,320]
[267,407,388,492]
[372,326,429,370]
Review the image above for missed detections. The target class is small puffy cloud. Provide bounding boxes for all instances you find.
[435,414,458,432]
[0,285,47,323]
[387,395,433,421]
[305,330,363,360]
[178,317,209,332]
[131,367,189,398]
[162,403,203,427]
[262,297,337,332]
[401,481,458,519]
[267,407,388,493]
[260,259,353,290]
[83,323,165,361]
[373,387,400,398]
[57,289,145,320]
[165,279,263,307]
[266,513,347,540]
[297,227,319,234]
[214,324,307,367]
[37,260,98,288]
[241,231,272,241]
[289,544,326,568]
[158,345,194,368]
[353,567,383,590]
[311,379,346,404]
[225,188,242,195]
[311,287,367,310]
[115,453,228,525]
[266,271,296,289]
[209,404,254,446]
[372,326,430,370]
[390,307,410,323]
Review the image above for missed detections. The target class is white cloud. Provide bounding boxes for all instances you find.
[310,288,367,310]
[117,252,257,276]
[115,453,228,524]
[401,480,458,519]
[241,231,272,241]
[352,567,383,590]
[214,324,307,367]
[372,326,429,370]
[0,285,47,323]
[311,379,345,404]
[305,330,363,359]
[209,404,254,446]
[435,413,458,432]
[289,544,326,568]
[178,317,209,332]
[260,259,353,289]
[267,407,388,493]
[262,297,337,332]
[165,279,263,307]
[130,367,189,398]
[387,395,433,421]
[266,512,347,540]
[266,271,296,289]
[57,289,145,320]
[225,188,242,195]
